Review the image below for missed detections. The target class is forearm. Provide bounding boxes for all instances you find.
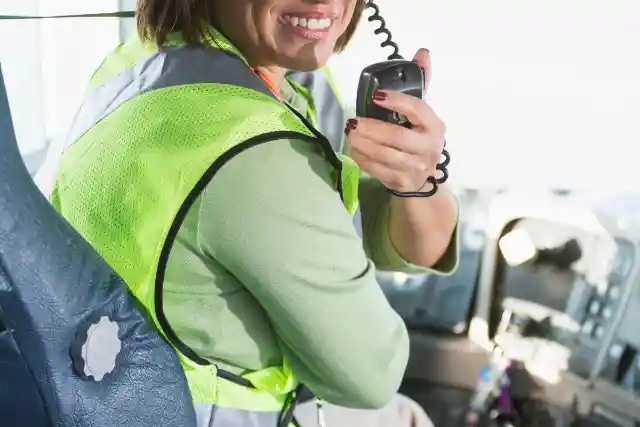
[388,184,458,268]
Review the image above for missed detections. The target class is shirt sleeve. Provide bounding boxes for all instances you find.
[359,174,460,275]
[197,138,409,409]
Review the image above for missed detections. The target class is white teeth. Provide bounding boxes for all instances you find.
[285,16,332,30]
[308,19,324,30]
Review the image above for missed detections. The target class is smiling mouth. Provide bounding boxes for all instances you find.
[283,15,334,31]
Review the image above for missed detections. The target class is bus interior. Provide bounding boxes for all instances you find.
[2,3,640,426]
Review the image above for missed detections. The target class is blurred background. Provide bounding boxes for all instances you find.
[2,1,640,425]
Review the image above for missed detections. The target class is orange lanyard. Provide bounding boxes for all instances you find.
[249,66,284,101]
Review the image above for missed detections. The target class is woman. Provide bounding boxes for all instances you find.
[50,0,458,426]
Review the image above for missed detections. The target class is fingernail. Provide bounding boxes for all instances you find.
[372,90,387,101]
[420,47,430,54]
[345,118,358,134]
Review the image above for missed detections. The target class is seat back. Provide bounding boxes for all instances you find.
[0,64,197,427]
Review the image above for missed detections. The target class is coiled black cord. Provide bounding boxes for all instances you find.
[365,0,450,197]
[365,1,403,61]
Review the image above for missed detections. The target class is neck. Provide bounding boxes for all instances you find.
[210,26,286,93]
[254,65,286,93]
[214,25,286,93]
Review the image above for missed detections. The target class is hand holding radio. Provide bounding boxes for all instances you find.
[347,48,447,195]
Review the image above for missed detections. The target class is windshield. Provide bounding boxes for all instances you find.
[330,0,640,193]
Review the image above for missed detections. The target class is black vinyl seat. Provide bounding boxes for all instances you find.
[0,63,197,427]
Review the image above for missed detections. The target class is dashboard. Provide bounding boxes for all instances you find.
[493,217,640,424]
[391,194,640,427]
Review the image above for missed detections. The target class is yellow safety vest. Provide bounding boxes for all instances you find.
[51,28,359,426]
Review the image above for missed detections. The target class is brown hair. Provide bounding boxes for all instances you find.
[136,0,367,52]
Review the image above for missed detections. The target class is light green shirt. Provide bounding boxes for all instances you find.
[163,80,458,409]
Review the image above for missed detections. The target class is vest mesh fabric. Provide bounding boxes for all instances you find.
[51,84,319,405]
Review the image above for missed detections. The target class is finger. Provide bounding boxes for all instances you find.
[348,132,415,170]
[350,148,421,192]
[413,48,432,93]
[348,117,423,155]
[357,160,398,187]
[371,90,443,132]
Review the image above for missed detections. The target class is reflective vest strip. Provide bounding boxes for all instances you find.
[65,46,279,152]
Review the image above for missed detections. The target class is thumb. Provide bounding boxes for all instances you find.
[413,48,431,94]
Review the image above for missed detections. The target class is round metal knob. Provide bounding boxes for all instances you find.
[72,315,121,382]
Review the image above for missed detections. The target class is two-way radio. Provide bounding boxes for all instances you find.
[357,0,450,197]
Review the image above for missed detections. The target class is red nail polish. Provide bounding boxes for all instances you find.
[346,119,358,131]
[372,90,387,101]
